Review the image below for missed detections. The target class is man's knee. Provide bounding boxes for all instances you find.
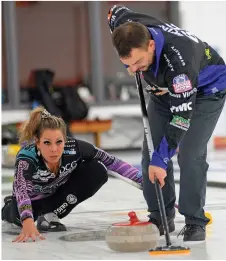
[177,147,209,180]
[177,147,207,166]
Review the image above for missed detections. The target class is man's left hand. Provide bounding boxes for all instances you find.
[151,87,168,96]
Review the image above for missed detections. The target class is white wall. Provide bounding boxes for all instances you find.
[179,1,226,136]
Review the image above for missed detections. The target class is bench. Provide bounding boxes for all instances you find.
[69,119,112,147]
[14,119,112,147]
[2,119,112,168]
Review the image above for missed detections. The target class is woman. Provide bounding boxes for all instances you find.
[2,106,142,243]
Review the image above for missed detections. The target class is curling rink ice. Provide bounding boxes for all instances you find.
[2,150,226,260]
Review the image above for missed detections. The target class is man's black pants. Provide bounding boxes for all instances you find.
[141,90,226,226]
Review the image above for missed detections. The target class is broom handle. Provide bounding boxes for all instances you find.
[135,72,172,247]
[108,170,143,190]
[108,171,182,212]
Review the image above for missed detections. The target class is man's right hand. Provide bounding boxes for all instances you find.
[149,165,167,188]
[13,218,45,243]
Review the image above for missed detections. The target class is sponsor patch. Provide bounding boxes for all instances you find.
[54,202,68,215]
[63,150,76,155]
[205,48,212,60]
[211,87,218,93]
[169,88,197,98]
[20,204,32,212]
[172,74,192,93]
[169,92,181,98]
[170,115,190,131]
[182,88,197,98]
[163,158,169,164]
[66,194,77,205]
[170,102,192,113]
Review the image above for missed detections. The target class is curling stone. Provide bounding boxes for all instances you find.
[105,211,160,252]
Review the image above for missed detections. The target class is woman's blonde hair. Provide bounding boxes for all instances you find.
[18,106,67,145]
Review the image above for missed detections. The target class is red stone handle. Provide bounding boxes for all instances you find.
[128,211,140,224]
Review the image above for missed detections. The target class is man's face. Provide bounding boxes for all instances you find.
[120,40,155,73]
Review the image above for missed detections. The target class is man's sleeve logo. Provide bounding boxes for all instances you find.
[172,74,192,93]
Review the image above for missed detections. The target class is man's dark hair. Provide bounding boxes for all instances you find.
[111,22,151,58]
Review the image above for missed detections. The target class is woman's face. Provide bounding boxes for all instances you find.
[36,128,65,165]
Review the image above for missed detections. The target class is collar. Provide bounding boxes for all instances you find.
[147,27,165,77]
[44,158,62,174]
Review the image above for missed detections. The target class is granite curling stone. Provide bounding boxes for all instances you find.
[105,211,160,252]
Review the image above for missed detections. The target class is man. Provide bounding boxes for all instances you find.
[108,5,226,242]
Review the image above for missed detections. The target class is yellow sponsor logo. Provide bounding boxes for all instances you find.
[205,48,212,60]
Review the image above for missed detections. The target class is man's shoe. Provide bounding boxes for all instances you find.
[178,224,206,242]
[149,216,175,236]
